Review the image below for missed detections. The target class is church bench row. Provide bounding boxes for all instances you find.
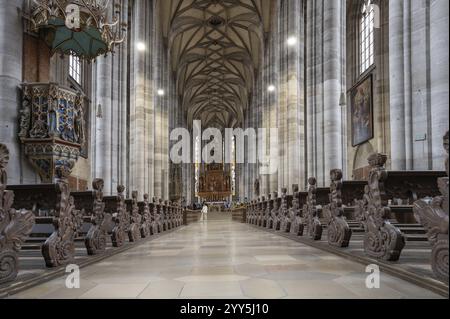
[0,144,184,285]
[246,132,448,283]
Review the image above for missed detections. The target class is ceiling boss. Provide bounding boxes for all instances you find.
[27,0,127,60]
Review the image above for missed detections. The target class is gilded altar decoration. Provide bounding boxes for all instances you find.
[323,169,352,247]
[28,0,127,60]
[356,154,405,261]
[19,83,86,182]
[197,164,232,201]
[414,132,449,282]
[0,144,35,284]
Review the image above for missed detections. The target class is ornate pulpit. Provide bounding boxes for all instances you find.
[18,83,85,182]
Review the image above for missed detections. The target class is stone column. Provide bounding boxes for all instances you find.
[0,0,26,184]
[94,53,113,194]
[430,0,449,170]
[286,0,305,191]
[323,0,344,184]
[389,0,407,170]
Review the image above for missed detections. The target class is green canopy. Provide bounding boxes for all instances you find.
[40,18,108,60]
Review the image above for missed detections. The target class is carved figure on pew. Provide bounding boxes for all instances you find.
[280,188,291,232]
[151,198,160,234]
[0,144,35,284]
[42,162,83,267]
[414,131,449,282]
[265,194,273,228]
[268,192,279,230]
[140,194,152,238]
[304,178,323,240]
[246,201,253,223]
[259,197,267,227]
[156,199,164,232]
[323,169,352,247]
[85,179,112,255]
[290,185,304,236]
[111,185,128,247]
[358,154,405,261]
[128,191,142,242]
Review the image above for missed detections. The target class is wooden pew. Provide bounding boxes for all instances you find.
[290,188,308,236]
[267,192,281,230]
[354,153,446,261]
[413,131,449,282]
[125,191,142,242]
[103,186,129,248]
[247,201,256,224]
[71,178,113,255]
[6,166,83,268]
[257,197,266,227]
[153,199,164,232]
[302,178,331,240]
[263,194,273,228]
[280,188,294,232]
[322,170,362,247]
[0,144,35,284]
[138,194,152,238]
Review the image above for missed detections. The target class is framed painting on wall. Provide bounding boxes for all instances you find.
[351,75,374,146]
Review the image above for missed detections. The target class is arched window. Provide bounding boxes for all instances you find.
[69,54,82,84]
[359,0,375,74]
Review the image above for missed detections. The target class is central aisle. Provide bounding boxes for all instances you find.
[12,220,441,299]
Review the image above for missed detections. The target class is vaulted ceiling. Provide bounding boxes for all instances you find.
[160,0,274,129]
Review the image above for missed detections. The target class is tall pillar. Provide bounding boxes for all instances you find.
[323,0,344,184]
[430,0,449,170]
[0,0,26,184]
[95,54,113,194]
[389,0,406,170]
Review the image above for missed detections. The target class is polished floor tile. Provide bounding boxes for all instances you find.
[10,217,444,299]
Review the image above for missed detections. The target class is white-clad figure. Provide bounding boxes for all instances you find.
[201,203,208,222]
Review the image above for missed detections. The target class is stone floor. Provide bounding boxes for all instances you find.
[10,217,443,299]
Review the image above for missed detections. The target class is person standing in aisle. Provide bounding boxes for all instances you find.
[201,203,208,222]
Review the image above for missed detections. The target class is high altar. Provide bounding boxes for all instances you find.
[197,163,232,202]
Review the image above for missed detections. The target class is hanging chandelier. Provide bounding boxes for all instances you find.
[28,0,127,60]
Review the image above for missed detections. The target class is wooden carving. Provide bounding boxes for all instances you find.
[0,144,35,283]
[323,169,352,247]
[265,194,273,228]
[85,179,112,255]
[413,131,449,282]
[140,194,152,238]
[162,201,169,231]
[111,185,128,247]
[279,188,290,232]
[268,192,279,230]
[42,162,83,267]
[151,198,161,234]
[246,201,253,223]
[304,178,322,240]
[128,191,142,242]
[252,199,258,225]
[359,154,405,261]
[259,197,267,227]
[290,186,304,236]
[156,199,164,232]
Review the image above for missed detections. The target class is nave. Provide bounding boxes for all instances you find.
[10,217,442,299]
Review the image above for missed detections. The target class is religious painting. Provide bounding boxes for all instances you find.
[351,75,374,146]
